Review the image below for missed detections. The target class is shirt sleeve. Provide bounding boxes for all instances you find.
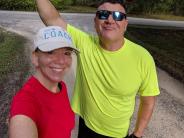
[10,91,39,123]
[67,24,90,49]
[138,53,160,96]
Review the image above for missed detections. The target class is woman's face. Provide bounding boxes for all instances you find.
[32,48,73,84]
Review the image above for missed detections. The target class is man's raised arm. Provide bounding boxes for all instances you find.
[36,0,67,29]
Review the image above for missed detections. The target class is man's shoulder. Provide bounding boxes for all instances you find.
[67,24,97,38]
[125,38,153,60]
[67,24,99,48]
[125,38,146,51]
[125,38,149,53]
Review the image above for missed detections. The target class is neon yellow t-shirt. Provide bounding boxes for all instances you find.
[67,24,160,138]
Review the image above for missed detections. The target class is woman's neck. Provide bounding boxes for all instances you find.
[34,72,60,93]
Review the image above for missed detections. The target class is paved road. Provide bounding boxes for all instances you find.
[0,10,184,37]
[0,10,184,138]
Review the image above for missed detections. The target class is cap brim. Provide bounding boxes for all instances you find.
[37,41,80,54]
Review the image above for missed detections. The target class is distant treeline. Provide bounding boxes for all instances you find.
[0,0,184,16]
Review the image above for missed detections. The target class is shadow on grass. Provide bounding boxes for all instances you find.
[125,25,184,83]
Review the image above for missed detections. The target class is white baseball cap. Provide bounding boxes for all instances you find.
[34,26,79,53]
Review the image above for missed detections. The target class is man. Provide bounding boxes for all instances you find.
[36,0,160,138]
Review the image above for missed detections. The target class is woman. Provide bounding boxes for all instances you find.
[9,26,79,138]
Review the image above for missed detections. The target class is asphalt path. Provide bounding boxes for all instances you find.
[0,10,184,138]
[0,10,184,37]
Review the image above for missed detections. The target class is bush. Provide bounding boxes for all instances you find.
[127,0,184,16]
[0,0,68,11]
[0,0,36,11]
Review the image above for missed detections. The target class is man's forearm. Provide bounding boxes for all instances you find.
[133,96,156,137]
[36,0,67,28]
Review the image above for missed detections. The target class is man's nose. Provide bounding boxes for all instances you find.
[106,14,115,23]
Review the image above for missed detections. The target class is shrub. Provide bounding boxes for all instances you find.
[0,0,36,11]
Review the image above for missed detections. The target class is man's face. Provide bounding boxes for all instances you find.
[94,3,128,42]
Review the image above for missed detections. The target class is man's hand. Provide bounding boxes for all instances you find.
[36,0,67,29]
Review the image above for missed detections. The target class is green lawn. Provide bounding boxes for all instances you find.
[0,28,30,83]
[125,26,184,83]
[61,5,96,13]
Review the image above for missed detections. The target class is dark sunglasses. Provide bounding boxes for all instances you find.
[96,10,126,21]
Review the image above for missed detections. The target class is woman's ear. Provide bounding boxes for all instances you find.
[31,52,39,67]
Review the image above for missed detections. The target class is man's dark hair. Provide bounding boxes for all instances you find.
[97,0,126,10]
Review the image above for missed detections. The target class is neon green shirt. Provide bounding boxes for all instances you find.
[67,24,160,138]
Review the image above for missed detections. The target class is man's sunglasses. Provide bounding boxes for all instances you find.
[96,10,126,21]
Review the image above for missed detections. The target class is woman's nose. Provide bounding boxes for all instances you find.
[54,53,66,64]
[55,53,72,65]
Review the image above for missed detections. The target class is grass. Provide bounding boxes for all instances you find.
[59,5,96,13]
[0,28,31,137]
[125,25,184,83]
[0,28,30,84]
